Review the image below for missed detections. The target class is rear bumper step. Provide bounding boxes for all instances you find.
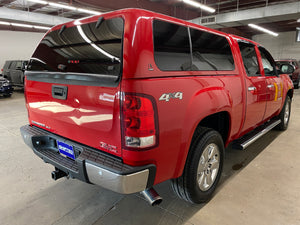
[232,119,281,150]
[20,125,156,194]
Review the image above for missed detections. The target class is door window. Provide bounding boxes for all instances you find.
[15,61,22,69]
[258,47,277,76]
[238,42,260,77]
[10,62,17,70]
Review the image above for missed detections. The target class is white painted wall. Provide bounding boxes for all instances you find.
[0,31,44,70]
[252,31,300,60]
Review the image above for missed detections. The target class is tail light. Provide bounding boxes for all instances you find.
[121,93,158,150]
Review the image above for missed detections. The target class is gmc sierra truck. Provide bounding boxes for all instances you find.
[20,9,294,205]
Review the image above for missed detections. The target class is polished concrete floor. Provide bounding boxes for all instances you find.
[1,89,300,225]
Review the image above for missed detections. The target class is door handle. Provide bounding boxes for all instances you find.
[267,84,274,89]
[248,86,256,91]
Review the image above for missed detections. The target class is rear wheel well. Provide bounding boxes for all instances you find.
[192,112,230,145]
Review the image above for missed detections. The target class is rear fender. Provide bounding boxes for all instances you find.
[173,86,233,178]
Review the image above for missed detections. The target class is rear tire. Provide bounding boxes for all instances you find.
[276,96,291,131]
[172,127,224,203]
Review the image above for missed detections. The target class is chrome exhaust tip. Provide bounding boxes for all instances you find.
[141,188,162,206]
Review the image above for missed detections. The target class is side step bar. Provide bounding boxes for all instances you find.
[233,119,281,150]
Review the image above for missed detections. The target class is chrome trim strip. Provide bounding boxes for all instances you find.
[86,162,149,194]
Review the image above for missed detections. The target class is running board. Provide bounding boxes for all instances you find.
[232,119,281,150]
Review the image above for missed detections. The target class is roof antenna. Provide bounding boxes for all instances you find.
[95,17,104,29]
[59,25,66,35]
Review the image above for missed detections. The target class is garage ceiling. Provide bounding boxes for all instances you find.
[0,0,300,38]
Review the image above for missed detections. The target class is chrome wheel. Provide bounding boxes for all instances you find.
[197,143,220,191]
[284,101,290,126]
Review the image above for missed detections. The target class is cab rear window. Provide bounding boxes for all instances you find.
[27,17,124,77]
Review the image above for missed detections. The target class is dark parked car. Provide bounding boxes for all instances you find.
[2,60,28,87]
[276,59,300,89]
[0,76,13,97]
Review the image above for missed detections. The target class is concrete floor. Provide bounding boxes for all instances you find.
[1,89,300,225]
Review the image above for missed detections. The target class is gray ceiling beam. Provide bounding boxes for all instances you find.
[191,2,300,29]
[0,7,72,26]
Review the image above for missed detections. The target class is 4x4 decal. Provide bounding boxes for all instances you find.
[159,92,183,102]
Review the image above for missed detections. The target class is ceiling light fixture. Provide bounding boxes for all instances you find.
[248,24,279,37]
[11,23,33,28]
[0,21,51,30]
[27,0,101,15]
[27,0,47,4]
[33,25,51,30]
[77,8,100,15]
[0,21,10,25]
[48,2,76,11]
[182,0,215,13]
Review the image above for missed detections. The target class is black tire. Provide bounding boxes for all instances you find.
[4,93,12,97]
[276,95,291,131]
[171,127,224,204]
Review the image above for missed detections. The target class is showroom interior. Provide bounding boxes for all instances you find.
[1,0,300,224]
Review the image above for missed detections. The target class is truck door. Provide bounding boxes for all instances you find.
[10,61,23,85]
[238,42,267,132]
[258,47,283,120]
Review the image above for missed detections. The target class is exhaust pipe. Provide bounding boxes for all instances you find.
[51,169,67,180]
[141,188,162,206]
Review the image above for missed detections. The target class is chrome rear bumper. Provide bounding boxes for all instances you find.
[20,125,156,194]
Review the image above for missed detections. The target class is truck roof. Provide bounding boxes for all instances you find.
[48,8,259,46]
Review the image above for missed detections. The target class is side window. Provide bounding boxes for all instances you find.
[238,42,260,77]
[10,62,17,70]
[4,61,11,69]
[258,47,277,76]
[190,28,234,71]
[15,61,22,69]
[153,20,191,71]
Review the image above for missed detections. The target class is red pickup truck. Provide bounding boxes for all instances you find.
[21,8,294,205]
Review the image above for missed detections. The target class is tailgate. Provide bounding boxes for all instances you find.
[25,16,124,157]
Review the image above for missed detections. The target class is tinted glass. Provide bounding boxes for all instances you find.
[153,20,191,71]
[16,61,22,69]
[259,47,277,76]
[238,42,260,77]
[190,28,234,71]
[27,17,124,76]
[4,61,11,69]
[10,62,16,69]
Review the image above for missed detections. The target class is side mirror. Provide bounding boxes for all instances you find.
[279,64,295,74]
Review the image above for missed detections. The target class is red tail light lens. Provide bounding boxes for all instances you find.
[122,93,158,150]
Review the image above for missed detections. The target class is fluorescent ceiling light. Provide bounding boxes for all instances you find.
[49,2,76,10]
[0,21,50,30]
[27,0,47,4]
[77,8,101,15]
[11,23,33,28]
[27,0,101,15]
[248,24,279,37]
[34,25,50,30]
[182,0,215,13]
[0,21,10,25]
